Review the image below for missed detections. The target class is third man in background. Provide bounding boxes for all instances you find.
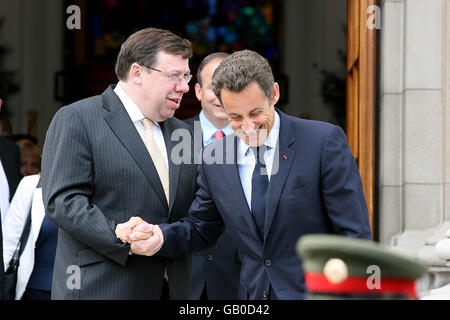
[184,52,241,300]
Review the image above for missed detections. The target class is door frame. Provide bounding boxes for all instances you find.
[346,0,378,233]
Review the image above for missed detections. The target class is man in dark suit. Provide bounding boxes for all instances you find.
[117,50,372,300]
[41,28,198,299]
[184,52,241,300]
[0,98,21,299]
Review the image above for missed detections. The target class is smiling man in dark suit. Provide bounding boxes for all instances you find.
[41,28,198,299]
[184,52,241,300]
[117,50,372,300]
[0,98,21,300]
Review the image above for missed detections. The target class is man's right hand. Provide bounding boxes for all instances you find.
[115,217,164,256]
[130,224,164,256]
[115,216,152,243]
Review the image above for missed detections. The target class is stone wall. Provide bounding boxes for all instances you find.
[379,0,450,298]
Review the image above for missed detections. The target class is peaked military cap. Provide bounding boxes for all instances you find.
[296,234,428,299]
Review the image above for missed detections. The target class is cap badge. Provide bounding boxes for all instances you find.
[323,258,348,284]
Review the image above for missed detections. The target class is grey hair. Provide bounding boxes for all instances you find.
[211,50,274,103]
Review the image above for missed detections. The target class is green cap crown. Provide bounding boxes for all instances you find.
[297,234,428,280]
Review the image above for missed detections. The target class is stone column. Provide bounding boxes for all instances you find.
[379,0,450,298]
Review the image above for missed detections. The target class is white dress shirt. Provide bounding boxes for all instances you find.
[237,111,280,211]
[114,83,169,168]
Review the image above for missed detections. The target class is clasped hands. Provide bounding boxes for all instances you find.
[115,217,164,256]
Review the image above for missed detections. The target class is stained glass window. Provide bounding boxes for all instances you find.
[86,0,279,63]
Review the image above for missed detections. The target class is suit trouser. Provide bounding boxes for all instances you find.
[161,278,170,300]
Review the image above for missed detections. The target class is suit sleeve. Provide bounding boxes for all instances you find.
[158,161,225,258]
[320,125,372,239]
[41,107,130,266]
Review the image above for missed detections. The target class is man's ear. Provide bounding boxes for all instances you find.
[195,83,202,101]
[129,63,143,85]
[271,82,280,106]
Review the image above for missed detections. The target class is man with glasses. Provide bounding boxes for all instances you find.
[41,28,198,299]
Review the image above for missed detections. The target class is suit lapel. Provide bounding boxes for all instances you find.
[102,86,168,209]
[264,111,295,240]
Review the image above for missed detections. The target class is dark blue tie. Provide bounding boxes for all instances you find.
[251,146,269,241]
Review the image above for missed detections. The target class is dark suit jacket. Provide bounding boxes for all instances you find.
[41,85,197,299]
[184,115,241,300]
[0,137,21,201]
[158,109,372,300]
[0,137,21,299]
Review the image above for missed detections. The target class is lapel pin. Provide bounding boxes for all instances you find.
[283,155,288,160]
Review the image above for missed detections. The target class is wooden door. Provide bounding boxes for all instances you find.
[346,0,377,232]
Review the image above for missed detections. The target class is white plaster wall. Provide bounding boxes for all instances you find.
[0,0,64,145]
[444,0,450,222]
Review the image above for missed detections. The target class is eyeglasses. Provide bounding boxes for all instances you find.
[145,66,193,84]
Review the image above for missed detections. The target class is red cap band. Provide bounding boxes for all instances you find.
[305,272,417,299]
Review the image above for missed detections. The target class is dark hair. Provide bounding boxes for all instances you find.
[12,134,38,144]
[196,52,230,87]
[211,50,274,103]
[115,28,193,81]
[20,140,42,157]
